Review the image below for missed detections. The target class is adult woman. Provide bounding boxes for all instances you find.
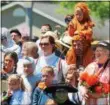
[79,41,110,105]
[1,52,18,80]
[35,35,67,83]
[68,2,94,41]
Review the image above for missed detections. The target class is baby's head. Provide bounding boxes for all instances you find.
[23,57,36,76]
[8,74,25,91]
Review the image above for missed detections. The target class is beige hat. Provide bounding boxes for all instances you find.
[55,35,72,48]
[43,31,58,40]
[91,40,99,46]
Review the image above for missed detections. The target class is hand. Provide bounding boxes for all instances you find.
[7,89,13,97]
[80,86,89,100]
[74,31,79,35]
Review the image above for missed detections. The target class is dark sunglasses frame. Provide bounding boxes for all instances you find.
[39,42,50,46]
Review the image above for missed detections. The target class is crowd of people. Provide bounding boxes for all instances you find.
[0,2,110,105]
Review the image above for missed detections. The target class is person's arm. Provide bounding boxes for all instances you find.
[32,87,41,105]
[1,89,13,102]
[79,27,93,41]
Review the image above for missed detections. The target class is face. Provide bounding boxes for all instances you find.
[95,47,109,63]
[65,74,75,86]
[40,37,53,55]
[1,37,7,46]
[42,71,54,85]
[11,32,20,43]
[22,45,28,57]
[23,64,33,75]
[8,79,20,91]
[4,55,15,72]
[75,7,83,22]
[72,40,83,56]
[41,26,50,34]
[55,89,68,104]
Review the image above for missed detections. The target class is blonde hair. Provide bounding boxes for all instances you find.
[23,41,39,58]
[41,66,54,76]
[45,99,57,105]
[8,74,25,91]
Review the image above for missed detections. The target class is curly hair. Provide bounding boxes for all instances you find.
[75,2,90,22]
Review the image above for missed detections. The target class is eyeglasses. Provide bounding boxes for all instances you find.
[39,42,50,46]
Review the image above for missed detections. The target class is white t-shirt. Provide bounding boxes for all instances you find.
[35,52,68,83]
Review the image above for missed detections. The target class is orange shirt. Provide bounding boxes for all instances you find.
[66,47,94,67]
[68,17,94,41]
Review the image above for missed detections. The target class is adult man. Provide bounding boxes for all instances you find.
[10,29,22,47]
[66,35,94,69]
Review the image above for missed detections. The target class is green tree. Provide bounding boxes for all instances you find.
[56,1,109,26]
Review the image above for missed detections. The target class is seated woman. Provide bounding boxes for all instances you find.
[79,41,110,105]
[1,51,18,80]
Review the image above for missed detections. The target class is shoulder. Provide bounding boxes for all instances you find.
[84,61,97,72]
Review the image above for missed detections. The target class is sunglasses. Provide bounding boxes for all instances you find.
[39,42,50,46]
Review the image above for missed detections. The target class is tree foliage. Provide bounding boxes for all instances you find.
[56,1,109,25]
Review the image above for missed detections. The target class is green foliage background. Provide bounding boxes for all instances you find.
[55,1,109,25]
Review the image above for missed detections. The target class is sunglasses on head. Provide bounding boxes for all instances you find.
[39,42,50,46]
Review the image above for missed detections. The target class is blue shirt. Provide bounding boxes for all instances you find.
[9,89,31,105]
[32,87,53,105]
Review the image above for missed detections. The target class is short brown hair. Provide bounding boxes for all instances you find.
[41,66,54,76]
[41,35,55,45]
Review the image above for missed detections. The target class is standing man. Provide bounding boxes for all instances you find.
[10,29,22,48]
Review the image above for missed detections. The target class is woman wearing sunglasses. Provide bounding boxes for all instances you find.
[35,35,68,84]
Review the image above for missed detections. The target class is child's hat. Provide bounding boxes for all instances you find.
[23,56,35,70]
